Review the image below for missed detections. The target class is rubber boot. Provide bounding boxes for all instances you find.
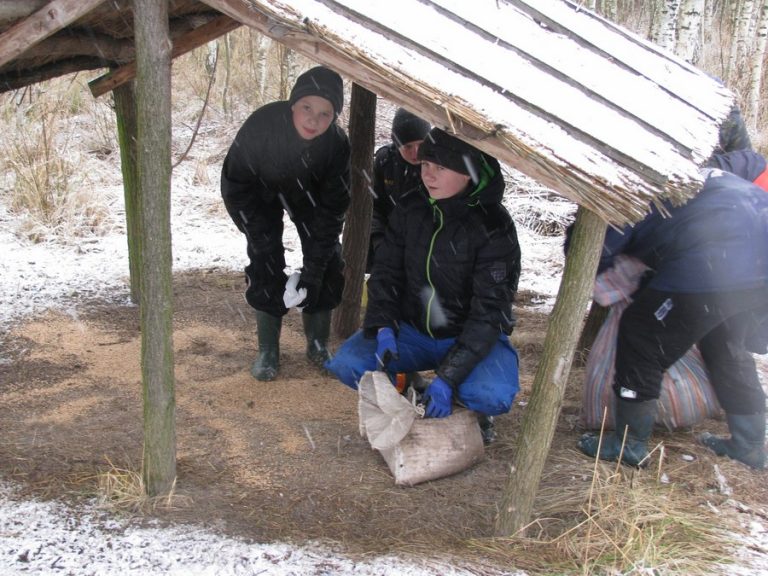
[700,413,766,470]
[578,398,657,468]
[302,310,331,368]
[478,415,497,445]
[250,311,281,381]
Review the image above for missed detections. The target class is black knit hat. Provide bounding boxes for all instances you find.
[289,66,344,115]
[391,108,430,147]
[417,128,483,177]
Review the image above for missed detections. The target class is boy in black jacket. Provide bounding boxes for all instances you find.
[327,128,521,437]
[221,66,351,381]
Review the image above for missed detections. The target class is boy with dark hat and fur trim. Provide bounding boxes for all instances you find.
[326,127,521,442]
[367,108,431,271]
[221,65,351,381]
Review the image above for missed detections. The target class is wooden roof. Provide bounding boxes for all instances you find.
[0,0,735,226]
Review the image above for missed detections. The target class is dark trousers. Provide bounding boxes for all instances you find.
[615,287,768,414]
[242,205,345,317]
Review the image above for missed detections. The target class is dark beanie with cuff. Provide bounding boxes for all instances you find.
[391,108,430,147]
[289,66,344,115]
[417,127,483,177]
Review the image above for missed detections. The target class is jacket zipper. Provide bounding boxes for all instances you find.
[425,202,444,338]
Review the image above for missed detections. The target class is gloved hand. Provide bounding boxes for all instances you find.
[375,327,398,370]
[423,377,453,418]
[296,275,319,309]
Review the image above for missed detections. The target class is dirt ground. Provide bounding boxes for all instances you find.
[1,269,766,571]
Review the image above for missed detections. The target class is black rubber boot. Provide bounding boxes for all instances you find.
[700,413,766,470]
[251,311,281,381]
[478,415,497,445]
[578,398,657,468]
[302,310,331,368]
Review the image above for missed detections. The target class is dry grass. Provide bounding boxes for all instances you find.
[466,454,738,575]
[95,457,190,514]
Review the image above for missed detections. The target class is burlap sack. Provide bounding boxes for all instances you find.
[358,371,484,485]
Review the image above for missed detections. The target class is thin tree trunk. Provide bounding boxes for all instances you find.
[729,0,756,82]
[495,207,605,537]
[747,0,768,130]
[676,0,706,63]
[135,0,177,497]
[651,0,681,50]
[113,80,142,304]
[333,83,376,339]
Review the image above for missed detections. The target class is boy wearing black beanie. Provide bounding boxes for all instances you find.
[368,108,431,271]
[221,65,350,382]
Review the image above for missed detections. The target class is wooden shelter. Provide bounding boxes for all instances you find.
[0,0,738,534]
[0,0,734,226]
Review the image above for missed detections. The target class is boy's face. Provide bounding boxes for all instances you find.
[398,140,423,165]
[291,95,335,140]
[420,161,471,200]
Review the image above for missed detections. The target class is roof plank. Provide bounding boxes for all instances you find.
[0,0,109,68]
[88,14,241,97]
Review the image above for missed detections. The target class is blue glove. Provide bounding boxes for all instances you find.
[423,377,453,418]
[375,327,398,370]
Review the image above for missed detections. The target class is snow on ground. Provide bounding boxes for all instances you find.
[1,163,766,575]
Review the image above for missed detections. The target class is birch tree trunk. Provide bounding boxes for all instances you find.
[747,0,768,130]
[676,0,706,63]
[651,0,681,51]
[135,0,177,497]
[495,207,606,536]
[729,0,756,83]
[333,83,376,338]
[255,33,270,103]
[278,44,298,101]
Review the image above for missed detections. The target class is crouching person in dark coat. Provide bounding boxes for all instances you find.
[577,164,768,469]
[325,128,521,443]
[221,66,351,381]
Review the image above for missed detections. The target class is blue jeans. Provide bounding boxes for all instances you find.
[325,323,520,416]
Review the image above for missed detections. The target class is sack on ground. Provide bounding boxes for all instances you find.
[358,371,484,486]
[582,255,721,430]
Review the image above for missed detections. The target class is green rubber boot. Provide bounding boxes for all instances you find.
[250,311,281,381]
[700,413,766,470]
[302,310,331,368]
[578,397,657,468]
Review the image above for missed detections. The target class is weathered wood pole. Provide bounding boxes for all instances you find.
[333,83,376,338]
[134,0,177,496]
[113,80,142,303]
[495,206,605,536]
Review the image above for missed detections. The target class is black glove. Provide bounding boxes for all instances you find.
[296,276,319,309]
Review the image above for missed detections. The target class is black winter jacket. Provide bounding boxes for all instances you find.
[364,155,521,389]
[220,101,351,285]
[370,144,423,253]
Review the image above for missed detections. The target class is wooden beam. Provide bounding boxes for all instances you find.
[0,0,108,68]
[89,14,242,98]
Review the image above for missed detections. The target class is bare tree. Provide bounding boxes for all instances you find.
[651,0,681,50]
[677,0,706,63]
[728,0,757,83]
[747,0,768,130]
[134,0,177,497]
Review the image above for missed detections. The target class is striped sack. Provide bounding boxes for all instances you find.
[582,255,721,430]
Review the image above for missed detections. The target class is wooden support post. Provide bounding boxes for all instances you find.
[495,206,606,537]
[333,83,377,338]
[88,14,241,98]
[113,80,142,303]
[0,0,107,68]
[135,0,177,497]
